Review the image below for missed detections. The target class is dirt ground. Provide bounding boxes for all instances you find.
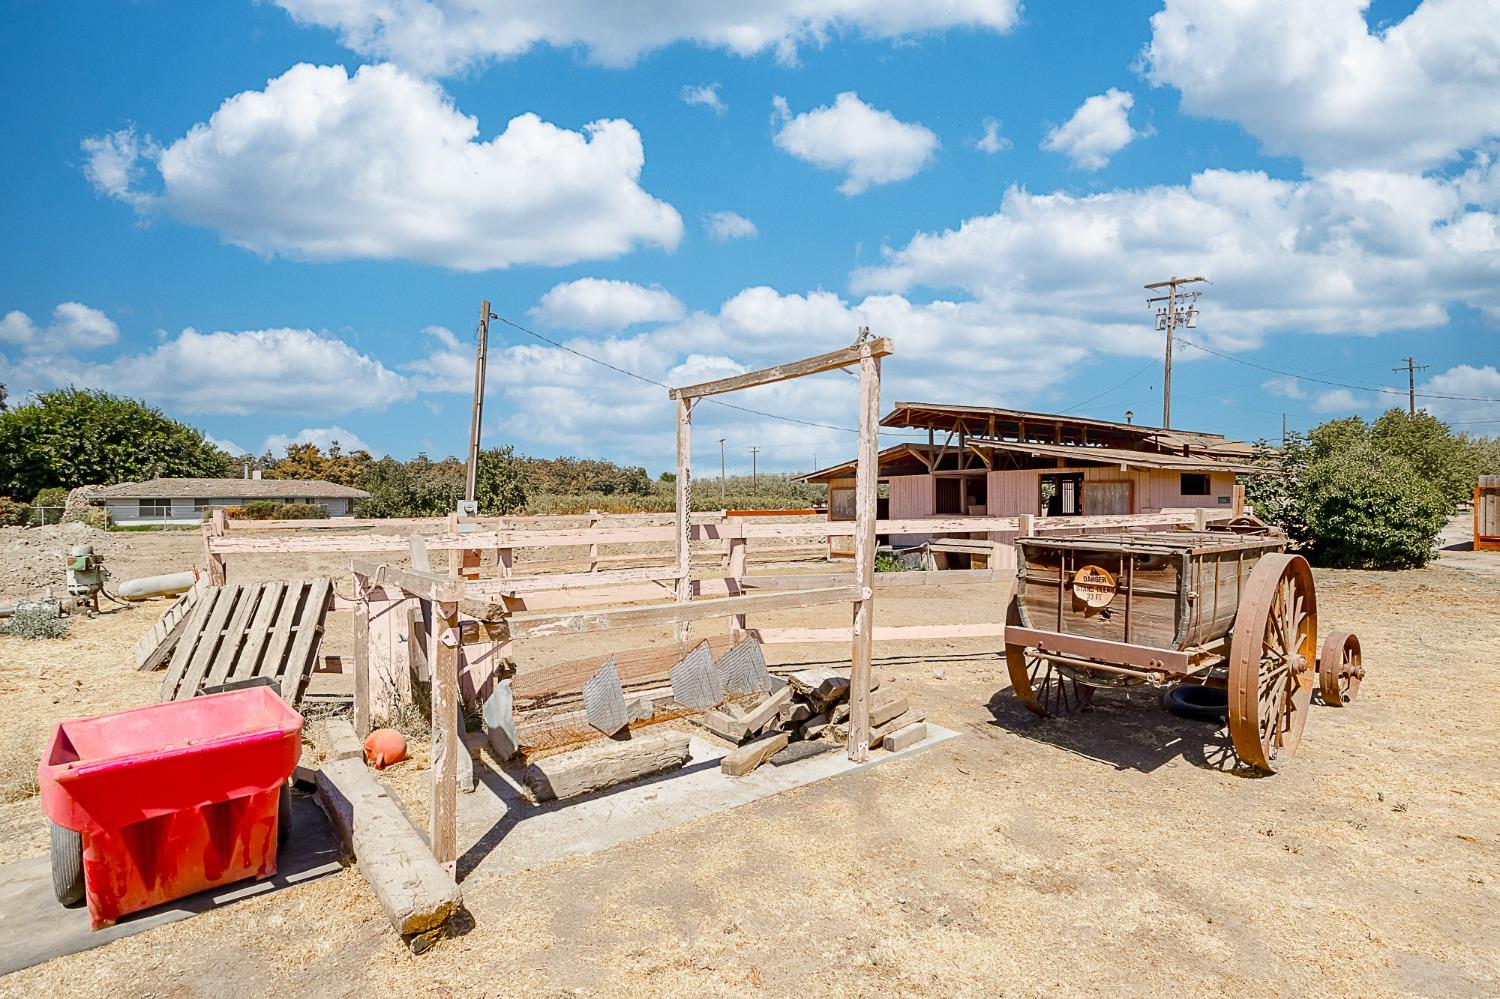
[0,522,1496,997]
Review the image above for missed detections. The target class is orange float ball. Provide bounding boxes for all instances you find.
[363,728,408,769]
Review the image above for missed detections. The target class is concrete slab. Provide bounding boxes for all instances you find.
[455,724,959,881]
[0,793,343,977]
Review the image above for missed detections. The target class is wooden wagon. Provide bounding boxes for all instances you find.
[1004,531,1363,773]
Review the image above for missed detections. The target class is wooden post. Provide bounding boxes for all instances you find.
[205,509,228,585]
[1018,513,1035,538]
[1193,507,1209,532]
[847,341,881,763]
[728,524,748,641]
[430,598,461,871]
[353,574,372,739]
[1232,483,1246,516]
[673,397,693,642]
[587,509,600,572]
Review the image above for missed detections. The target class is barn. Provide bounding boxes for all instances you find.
[803,403,1262,547]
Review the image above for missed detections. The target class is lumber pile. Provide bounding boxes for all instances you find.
[698,664,927,777]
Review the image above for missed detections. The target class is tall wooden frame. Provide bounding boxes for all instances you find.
[669,336,893,762]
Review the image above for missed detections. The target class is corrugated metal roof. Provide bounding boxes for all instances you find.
[980,440,1264,474]
[94,478,370,500]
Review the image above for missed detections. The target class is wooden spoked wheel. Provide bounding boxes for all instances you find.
[1317,630,1363,706]
[1228,553,1317,773]
[1005,596,1094,717]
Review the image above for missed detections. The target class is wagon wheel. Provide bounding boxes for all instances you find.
[1227,553,1317,774]
[1317,631,1363,706]
[1005,596,1094,717]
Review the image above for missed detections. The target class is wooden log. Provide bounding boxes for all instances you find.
[315,759,464,951]
[800,712,830,740]
[692,708,749,743]
[720,732,789,777]
[881,722,928,752]
[523,731,691,802]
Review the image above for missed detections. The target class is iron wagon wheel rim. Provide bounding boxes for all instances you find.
[1318,630,1363,705]
[1004,595,1094,717]
[1227,553,1316,773]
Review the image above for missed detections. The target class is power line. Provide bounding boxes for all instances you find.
[1394,356,1429,415]
[1058,359,1157,415]
[1175,337,1500,404]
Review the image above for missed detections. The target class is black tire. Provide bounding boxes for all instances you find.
[50,822,85,907]
[1163,684,1229,724]
[277,782,293,846]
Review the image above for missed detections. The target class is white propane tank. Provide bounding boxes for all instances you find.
[117,570,200,601]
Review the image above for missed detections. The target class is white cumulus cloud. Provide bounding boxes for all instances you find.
[1042,89,1142,170]
[0,302,119,353]
[205,435,250,457]
[703,210,758,242]
[530,278,686,332]
[1423,364,1500,424]
[680,83,726,114]
[772,92,939,195]
[854,166,1500,350]
[273,0,1022,74]
[1143,0,1500,172]
[83,63,682,271]
[975,117,1011,154]
[262,425,372,456]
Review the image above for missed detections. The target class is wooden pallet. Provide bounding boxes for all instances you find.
[132,574,211,671]
[158,579,332,705]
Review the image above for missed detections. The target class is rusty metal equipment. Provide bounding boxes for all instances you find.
[1003,531,1364,774]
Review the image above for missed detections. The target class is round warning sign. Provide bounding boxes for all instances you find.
[1072,565,1117,608]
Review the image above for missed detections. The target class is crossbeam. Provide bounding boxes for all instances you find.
[668,337,894,400]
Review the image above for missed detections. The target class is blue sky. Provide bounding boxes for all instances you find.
[2,0,1497,475]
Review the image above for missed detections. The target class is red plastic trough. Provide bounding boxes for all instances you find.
[38,686,302,928]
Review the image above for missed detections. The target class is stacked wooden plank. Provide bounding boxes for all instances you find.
[158,579,332,706]
[132,574,210,671]
[697,664,926,775]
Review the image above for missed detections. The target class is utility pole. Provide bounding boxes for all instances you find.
[463,300,493,503]
[718,438,726,503]
[750,446,761,495]
[1282,412,1288,446]
[1393,356,1428,415]
[1144,275,1206,429]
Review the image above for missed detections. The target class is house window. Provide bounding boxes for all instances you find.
[1180,473,1211,496]
[193,498,217,514]
[138,499,171,518]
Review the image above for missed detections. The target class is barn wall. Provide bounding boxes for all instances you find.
[887,473,934,545]
[986,467,1238,516]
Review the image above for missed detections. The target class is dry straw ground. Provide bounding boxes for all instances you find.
[0,524,1496,997]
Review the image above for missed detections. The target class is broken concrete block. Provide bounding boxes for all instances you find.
[881,722,928,752]
[779,701,813,726]
[314,718,365,762]
[720,732,789,777]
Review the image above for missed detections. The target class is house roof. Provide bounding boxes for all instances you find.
[800,440,1263,483]
[882,402,1251,454]
[94,478,370,500]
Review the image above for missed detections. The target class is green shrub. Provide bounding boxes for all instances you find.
[874,552,910,573]
[0,497,31,527]
[1302,445,1450,569]
[27,486,68,526]
[1,605,69,640]
[234,500,325,520]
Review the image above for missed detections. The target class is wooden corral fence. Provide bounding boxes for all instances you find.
[1477,475,1500,553]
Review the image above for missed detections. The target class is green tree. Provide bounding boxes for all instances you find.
[1302,443,1450,568]
[0,388,233,500]
[475,446,527,514]
[265,440,374,486]
[1370,409,1476,506]
[1243,432,1312,546]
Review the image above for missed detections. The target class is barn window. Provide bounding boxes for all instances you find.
[1180,473,1211,496]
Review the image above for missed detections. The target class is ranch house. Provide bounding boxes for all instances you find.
[803,403,1262,547]
[94,475,370,526]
